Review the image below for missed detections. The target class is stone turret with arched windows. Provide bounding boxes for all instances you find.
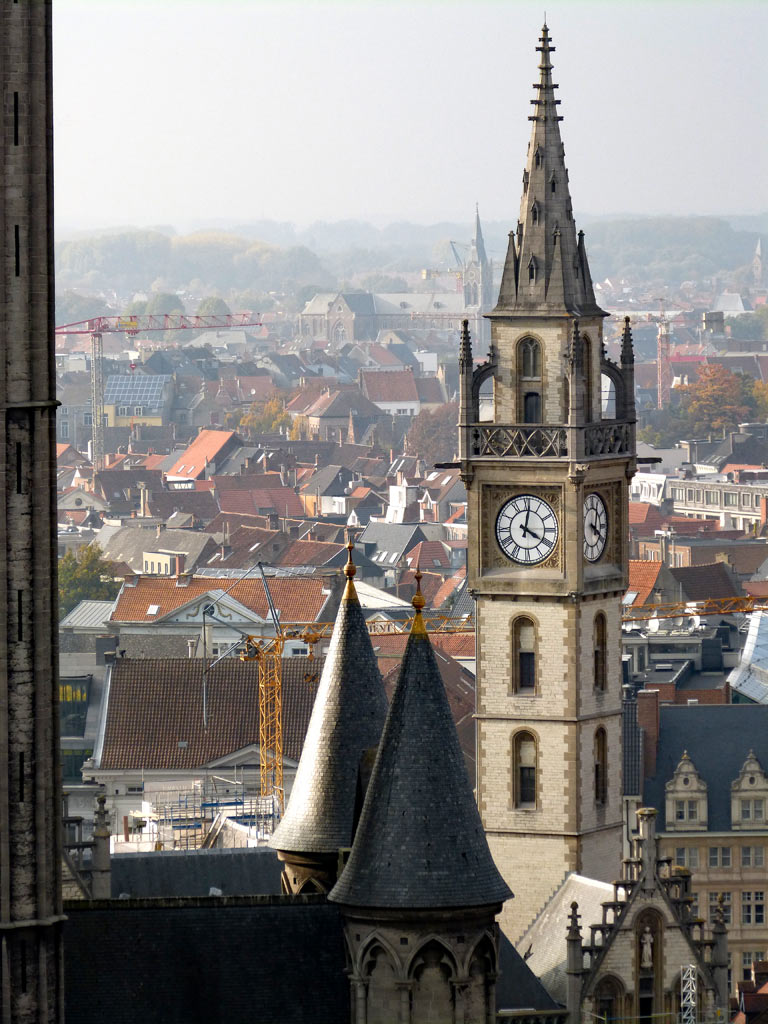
[329,578,511,1023]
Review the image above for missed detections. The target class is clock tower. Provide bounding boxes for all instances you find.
[459,24,636,942]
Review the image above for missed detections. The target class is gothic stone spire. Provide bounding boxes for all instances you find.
[494,23,606,318]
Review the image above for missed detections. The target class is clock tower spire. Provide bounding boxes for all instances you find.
[461,24,636,942]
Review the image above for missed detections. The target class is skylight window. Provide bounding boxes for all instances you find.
[147,604,160,615]
[622,592,638,605]
[389,552,398,564]
[442,475,451,485]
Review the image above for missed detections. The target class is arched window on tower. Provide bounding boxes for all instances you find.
[594,727,608,805]
[518,337,542,424]
[514,731,537,808]
[582,335,594,422]
[512,616,536,693]
[531,203,539,226]
[601,373,617,419]
[594,613,607,691]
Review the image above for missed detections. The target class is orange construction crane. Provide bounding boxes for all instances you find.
[243,593,767,810]
[55,312,262,472]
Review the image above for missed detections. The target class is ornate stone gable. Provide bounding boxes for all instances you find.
[731,750,768,831]
[665,751,709,832]
[569,809,727,1024]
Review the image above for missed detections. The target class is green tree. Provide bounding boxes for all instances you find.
[58,544,120,619]
[145,291,185,315]
[405,403,459,464]
[196,296,231,317]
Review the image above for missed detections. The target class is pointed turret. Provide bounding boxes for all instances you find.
[494,23,606,318]
[270,543,388,893]
[329,573,511,909]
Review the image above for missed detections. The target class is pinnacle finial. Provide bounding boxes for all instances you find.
[411,566,426,631]
[459,319,473,368]
[342,533,359,601]
[621,315,635,366]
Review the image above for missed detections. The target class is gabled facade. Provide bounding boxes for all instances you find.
[569,809,727,1024]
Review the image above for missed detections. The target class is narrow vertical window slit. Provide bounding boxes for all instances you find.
[13,92,19,145]
[14,225,20,276]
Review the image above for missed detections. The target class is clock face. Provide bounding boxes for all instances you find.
[496,494,558,565]
[583,492,608,562]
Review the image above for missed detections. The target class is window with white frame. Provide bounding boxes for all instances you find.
[742,891,765,925]
[675,846,699,869]
[742,798,765,823]
[709,846,731,868]
[743,951,766,981]
[742,846,765,868]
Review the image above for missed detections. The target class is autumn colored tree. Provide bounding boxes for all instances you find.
[58,544,120,619]
[239,395,290,437]
[677,364,753,437]
[405,403,459,465]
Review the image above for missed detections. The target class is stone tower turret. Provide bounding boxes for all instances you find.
[463,22,636,943]
[329,574,511,1024]
[270,544,388,894]
[0,2,65,1020]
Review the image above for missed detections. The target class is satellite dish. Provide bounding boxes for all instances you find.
[688,614,701,630]
[672,616,686,628]
[648,617,660,633]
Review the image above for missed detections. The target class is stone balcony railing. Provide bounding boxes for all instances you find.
[468,421,632,459]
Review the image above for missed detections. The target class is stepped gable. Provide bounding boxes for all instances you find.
[494,22,605,319]
[329,573,511,910]
[270,544,388,854]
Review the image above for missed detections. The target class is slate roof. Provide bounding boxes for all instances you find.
[271,566,388,854]
[111,847,282,898]
[98,526,217,573]
[669,562,741,601]
[274,539,346,568]
[329,600,511,909]
[298,464,351,497]
[110,575,331,624]
[415,376,446,403]
[147,489,219,524]
[643,704,768,830]
[99,656,324,770]
[63,898,348,1024]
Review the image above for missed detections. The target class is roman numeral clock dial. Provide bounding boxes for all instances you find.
[583,492,608,562]
[495,495,558,565]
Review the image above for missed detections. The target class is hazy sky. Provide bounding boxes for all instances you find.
[53,0,767,232]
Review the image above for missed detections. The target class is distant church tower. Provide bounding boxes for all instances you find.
[459,24,636,942]
[463,206,494,345]
[0,1,64,1021]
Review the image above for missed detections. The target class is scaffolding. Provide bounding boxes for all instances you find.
[681,964,697,1024]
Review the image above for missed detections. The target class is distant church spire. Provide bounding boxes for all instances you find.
[494,23,605,317]
[270,542,388,894]
[472,202,489,267]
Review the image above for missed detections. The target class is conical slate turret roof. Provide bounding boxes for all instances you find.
[270,546,388,854]
[494,23,605,318]
[329,576,511,910]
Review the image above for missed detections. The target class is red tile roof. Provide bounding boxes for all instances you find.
[404,540,452,571]
[218,487,304,517]
[627,560,664,606]
[99,656,322,770]
[432,568,466,609]
[361,369,419,403]
[274,539,345,568]
[628,502,665,528]
[110,575,332,624]
[166,430,236,480]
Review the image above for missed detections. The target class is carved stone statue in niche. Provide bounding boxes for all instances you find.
[640,926,654,970]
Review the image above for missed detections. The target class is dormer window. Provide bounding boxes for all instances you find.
[732,751,768,830]
[665,751,708,831]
